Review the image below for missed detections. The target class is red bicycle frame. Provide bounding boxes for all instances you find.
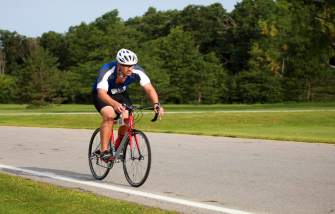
[110,111,140,155]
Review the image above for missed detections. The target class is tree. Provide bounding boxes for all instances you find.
[16,43,61,105]
[174,3,230,55]
[0,30,28,75]
[194,52,229,104]
[126,7,179,41]
[147,27,227,103]
[1,2,335,104]
[226,0,277,73]
[0,40,5,75]
[40,31,67,69]
[265,0,335,101]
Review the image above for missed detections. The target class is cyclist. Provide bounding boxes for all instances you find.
[92,48,164,161]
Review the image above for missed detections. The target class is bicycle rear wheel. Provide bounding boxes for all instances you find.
[122,130,151,187]
[88,128,112,180]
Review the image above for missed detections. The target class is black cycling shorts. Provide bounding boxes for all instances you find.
[92,91,132,113]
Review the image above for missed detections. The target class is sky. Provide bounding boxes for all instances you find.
[0,0,240,37]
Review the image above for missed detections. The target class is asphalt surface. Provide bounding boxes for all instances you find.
[0,126,334,214]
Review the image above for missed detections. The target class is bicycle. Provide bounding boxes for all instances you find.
[88,104,159,187]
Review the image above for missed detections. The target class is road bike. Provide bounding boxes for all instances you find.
[88,105,159,187]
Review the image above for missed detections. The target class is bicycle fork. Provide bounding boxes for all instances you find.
[129,131,143,160]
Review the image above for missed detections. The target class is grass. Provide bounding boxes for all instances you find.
[163,102,335,111]
[0,102,335,112]
[0,104,96,113]
[147,111,335,143]
[0,172,176,214]
[0,103,335,143]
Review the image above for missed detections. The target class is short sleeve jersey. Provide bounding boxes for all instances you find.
[92,61,150,95]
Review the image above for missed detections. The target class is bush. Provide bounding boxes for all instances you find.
[0,75,17,103]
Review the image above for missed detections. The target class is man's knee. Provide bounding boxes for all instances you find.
[101,106,117,122]
[103,114,116,122]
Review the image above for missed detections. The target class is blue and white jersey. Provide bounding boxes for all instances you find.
[92,61,150,95]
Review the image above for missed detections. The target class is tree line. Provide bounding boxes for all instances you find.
[0,0,334,105]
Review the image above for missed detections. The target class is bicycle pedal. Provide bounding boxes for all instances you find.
[94,150,101,155]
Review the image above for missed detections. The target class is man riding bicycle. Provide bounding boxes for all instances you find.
[92,48,164,161]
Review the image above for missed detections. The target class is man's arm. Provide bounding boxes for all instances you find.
[143,83,164,116]
[143,83,159,104]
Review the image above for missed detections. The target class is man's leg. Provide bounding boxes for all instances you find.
[100,106,117,152]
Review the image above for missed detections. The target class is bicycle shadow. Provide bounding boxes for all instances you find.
[9,166,131,187]
[5,167,93,181]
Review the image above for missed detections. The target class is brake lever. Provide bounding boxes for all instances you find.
[151,106,160,122]
[151,112,159,122]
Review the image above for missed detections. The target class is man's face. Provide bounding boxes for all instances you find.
[120,64,134,76]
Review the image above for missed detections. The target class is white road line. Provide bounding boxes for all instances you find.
[0,164,253,214]
[0,109,334,116]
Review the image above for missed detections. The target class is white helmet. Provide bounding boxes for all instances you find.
[116,48,138,65]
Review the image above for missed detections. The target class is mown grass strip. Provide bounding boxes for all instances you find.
[0,102,334,113]
[0,111,334,144]
[0,172,175,214]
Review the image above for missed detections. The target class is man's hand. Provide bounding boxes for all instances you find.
[97,89,125,114]
[114,102,125,113]
[154,103,164,119]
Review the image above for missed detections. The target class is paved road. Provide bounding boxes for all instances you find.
[0,126,334,214]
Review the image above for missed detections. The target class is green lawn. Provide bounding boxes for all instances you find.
[0,104,96,112]
[150,111,335,143]
[0,172,175,214]
[0,103,334,143]
[0,102,334,112]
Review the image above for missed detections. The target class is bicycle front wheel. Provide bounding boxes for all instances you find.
[122,130,151,187]
[88,128,112,180]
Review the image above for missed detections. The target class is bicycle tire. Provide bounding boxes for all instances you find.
[122,130,151,187]
[88,128,112,180]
